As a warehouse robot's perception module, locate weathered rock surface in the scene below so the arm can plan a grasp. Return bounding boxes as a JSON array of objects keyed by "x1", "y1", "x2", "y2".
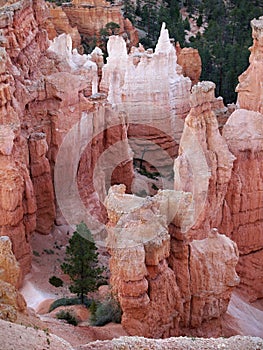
[
  {"x1": 63, "y1": 0, "x2": 138, "y2": 47},
  {"x1": 221, "y1": 109, "x2": 263, "y2": 301},
  {"x1": 105, "y1": 183, "x2": 239, "y2": 337},
  {"x1": 236, "y1": 16, "x2": 263, "y2": 113},
  {"x1": 0, "y1": 236, "x2": 20, "y2": 287},
  {"x1": 79, "y1": 335, "x2": 263, "y2": 350},
  {"x1": 0, "y1": 318, "x2": 74, "y2": 350},
  {"x1": 100, "y1": 24, "x2": 192, "y2": 182},
  {"x1": 29, "y1": 132, "x2": 55, "y2": 234},
  {"x1": 0, "y1": 236, "x2": 26, "y2": 322},
  {"x1": 0, "y1": 135, "x2": 36, "y2": 275},
  {"x1": 176, "y1": 43, "x2": 202, "y2": 86},
  {"x1": 189, "y1": 229, "x2": 239, "y2": 329},
  {"x1": 173, "y1": 81, "x2": 235, "y2": 238},
  {"x1": 45, "y1": 3, "x2": 81, "y2": 49},
  {"x1": 0, "y1": 0, "x2": 133, "y2": 274}
]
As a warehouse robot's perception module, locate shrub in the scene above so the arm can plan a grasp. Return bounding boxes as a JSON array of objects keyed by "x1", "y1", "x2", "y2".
[
  {"x1": 152, "y1": 183, "x2": 159, "y2": 191},
  {"x1": 56, "y1": 310, "x2": 78, "y2": 326},
  {"x1": 61, "y1": 222, "x2": 106, "y2": 304},
  {"x1": 49, "y1": 276, "x2": 63, "y2": 288},
  {"x1": 90, "y1": 297, "x2": 122, "y2": 326},
  {"x1": 43, "y1": 249, "x2": 54, "y2": 255},
  {"x1": 49, "y1": 297, "x2": 92, "y2": 312},
  {"x1": 196, "y1": 14, "x2": 203, "y2": 27}
]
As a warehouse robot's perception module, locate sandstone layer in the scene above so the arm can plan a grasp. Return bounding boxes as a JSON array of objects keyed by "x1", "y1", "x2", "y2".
[
  {"x1": 0, "y1": 318, "x2": 74, "y2": 350},
  {"x1": 105, "y1": 84, "x2": 239, "y2": 338},
  {"x1": 100, "y1": 24, "x2": 192, "y2": 184},
  {"x1": 45, "y1": 3, "x2": 81, "y2": 49},
  {"x1": 236, "y1": 16, "x2": 263, "y2": 113},
  {"x1": 0, "y1": 0, "x2": 133, "y2": 274},
  {"x1": 221, "y1": 109, "x2": 263, "y2": 301},
  {"x1": 79, "y1": 335, "x2": 263, "y2": 350},
  {"x1": 176, "y1": 42, "x2": 202, "y2": 86},
  {"x1": 63, "y1": 0, "x2": 139, "y2": 47},
  {"x1": 219, "y1": 16, "x2": 263, "y2": 301},
  {"x1": 0, "y1": 236, "x2": 26, "y2": 322}
]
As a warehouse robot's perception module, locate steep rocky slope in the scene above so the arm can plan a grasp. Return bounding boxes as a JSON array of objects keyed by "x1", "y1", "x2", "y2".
[
  {"x1": 105, "y1": 81, "x2": 240, "y2": 338},
  {"x1": 62, "y1": 0, "x2": 139, "y2": 47},
  {"x1": 0, "y1": 236, "x2": 26, "y2": 322},
  {"x1": 0, "y1": 0, "x2": 133, "y2": 275},
  {"x1": 0, "y1": 0, "x2": 262, "y2": 344},
  {"x1": 45, "y1": 2, "x2": 81, "y2": 49},
  {"x1": 219, "y1": 17, "x2": 263, "y2": 301}
]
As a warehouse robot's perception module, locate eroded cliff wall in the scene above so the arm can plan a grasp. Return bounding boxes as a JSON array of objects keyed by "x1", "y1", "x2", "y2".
[
  {"x1": 0, "y1": 0, "x2": 133, "y2": 276},
  {"x1": 219, "y1": 16, "x2": 263, "y2": 301},
  {"x1": 105, "y1": 17, "x2": 263, "y2": 338},
  {"x1": 62, "y1": 0, "x2": 139, "y2": 47},
  {"x1": 105, "y1": 82, "x2": 240, "y2": 338}
]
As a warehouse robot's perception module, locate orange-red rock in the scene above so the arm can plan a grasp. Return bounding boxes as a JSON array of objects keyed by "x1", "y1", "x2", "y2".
[
  {"x1": 176, "y1": 42, "x2": 202, "y2": 86},
  {"x1": 0, "y1": 236, "x2": 27, "y2": 321},
  {"x1": 45, "y1": 4, "x2": 81, "y2": 49},
  {"x1": 29, "y1": 133, "x2": 55, "y2": 235},
  {"x1": 0, "y1": 0, "x2": 134, "y2": 276},
  {"x1": 105, "y1": 185, "x2": 239, "y2": 337},
  {"x1": 62, "y1": 0, "x2": 138, "y2": 46},
  {"x1": 173, "y1": 81, "x2": 235, "y2": 238},
  {"x1": 221, "y1": 109, "x2": 263, "y2": 301},
  {"x1": 236, "y1": 17, "x2": 263, "y2": 113}
]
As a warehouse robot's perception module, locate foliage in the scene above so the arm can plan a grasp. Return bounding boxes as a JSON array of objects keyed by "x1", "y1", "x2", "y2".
[
  {"x1": 183, "y1": 0, "x2": 261, "y2": 103},
  {"x1": 49, "y1": 297, "x2": 92, "y2": 312},
  {"x1": 56, "y1": 310, "x2": 78, "y2": 326},
  {"x1": 89, "y1": 297, "x2": 122, "y2": 326},
  {"x1": 122, "y1": 0, "x2": 263, "y2": 103},
  {"x1": 43, "y1": 248, "x2": 54, "y2": 255},
  {"x1": 61, "y1": 222, "x2": 105, "y2": 304},
  {"x1": 97, "y1": 22, "x2": 121, "y2": 57},
  {"x1": 137, "y1": 163, "x2": 160, "y2": 180},
  {"x1": 49, "y1": 276, "x2": 63, "y2": 288}
]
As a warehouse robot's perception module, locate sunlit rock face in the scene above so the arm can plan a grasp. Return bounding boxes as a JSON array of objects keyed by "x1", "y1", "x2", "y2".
[
  {"x1": 0, "y1": 0, "x2": 133, "y2": 276},
  {"x1": 0, "y1": 236, "x2": 26, "y2": 322},
  {"x1": 221, "y1": 109, "x2": 263, "y2": 301},
  {"x1": 44, "y1": 3, "x2": 81, "y2": 49},
  {"x1": 176, "y1": 42, "x2": 202, "y2": 86},
  {"x1": 62, "y1": 0, "x2": 138, "y2": 47},
  {"x1": 100, "y1": 24, "x2": 192, "y2": 184},
  {"x1": 105, "y1": 79, "x2": 239, "y2": 338},
  {"x1": 105, "y1": 185, "x2": 239, "y2": 337},
  {"x1": 236, "y1": 16, "x2": 263, "y2": 114}
]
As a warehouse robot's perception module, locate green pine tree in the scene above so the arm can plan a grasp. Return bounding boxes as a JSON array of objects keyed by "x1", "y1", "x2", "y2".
[{"x1": 61, "y1": 222, "x2": 105, "y2": 304}]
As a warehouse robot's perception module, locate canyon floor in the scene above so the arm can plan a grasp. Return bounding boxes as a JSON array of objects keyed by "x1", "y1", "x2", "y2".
[{"x1": 17, "y1": 226, "x2": 263, "y2": 349}]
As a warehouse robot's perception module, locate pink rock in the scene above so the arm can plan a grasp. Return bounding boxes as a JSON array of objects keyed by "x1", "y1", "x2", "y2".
[
  {"x1": 221, "y1": 109, "x2": 263, "y2": 301},
  {"x1": 62, "y1": 0, "x2": 138, "y2": 47},
  {"x1": 176, "y1": 43, "x2": 202, "y2": 86},
  {"x1": 29, "y1": 133, "x2": 55, "y2": 235},
  {"x1": 236, "y1": 17, "x2": 263, "y2": 114},
  {"x1": 45, "y1": 4, "x2": 81, "y2": 49},
  {"x1": 105, "y1": 183, "x2": 239, "y2": 337}
]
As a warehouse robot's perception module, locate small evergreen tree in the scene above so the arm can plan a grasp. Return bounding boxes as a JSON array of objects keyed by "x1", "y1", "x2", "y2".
[{"x1": 61, "y1": 222, "x2": 105, "y2": 304}]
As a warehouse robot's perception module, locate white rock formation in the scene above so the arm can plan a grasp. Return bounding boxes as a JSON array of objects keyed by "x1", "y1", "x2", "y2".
[{"x1": 48, "y1": 33, "x2": 98, "y2": 94}]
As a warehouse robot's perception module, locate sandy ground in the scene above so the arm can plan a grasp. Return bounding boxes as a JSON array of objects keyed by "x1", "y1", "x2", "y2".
[
  {"x1": 224, "y1": 292, "x2": 263, "y2": 337},
  {"x1": 18, "y1": 227, "x2": 263, "y2": 348},
  {"x1": 19, "y1": 226, "x2": 127, "y2": 348}
]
